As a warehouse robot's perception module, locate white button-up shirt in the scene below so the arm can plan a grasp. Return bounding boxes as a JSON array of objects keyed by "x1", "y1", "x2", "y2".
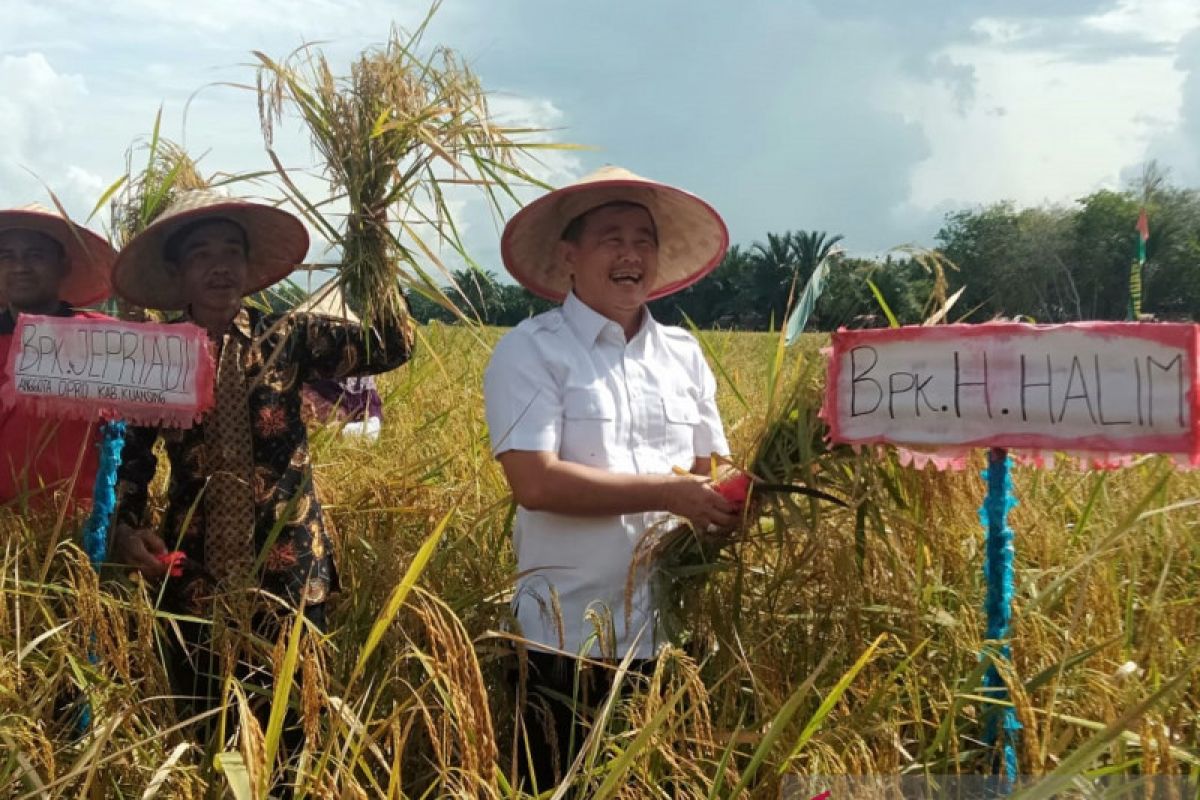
[{"x1": 484, "y1": 292, "x2": 729, "y2": 658}]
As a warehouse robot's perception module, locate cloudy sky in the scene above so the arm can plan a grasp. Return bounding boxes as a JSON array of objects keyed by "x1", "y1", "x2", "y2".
[{"x1": 2, "y1": 0, "x2": 1199, "y2": 277}]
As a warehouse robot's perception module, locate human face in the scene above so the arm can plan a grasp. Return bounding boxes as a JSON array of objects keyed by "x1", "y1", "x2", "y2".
[
  {"x1": 171, "y1": 220, "x2": 249, "y2": 321},
  {"x1": 562, "y1": 204, "x2": 659, "y2": 335},
  {"x1": 0, "y1": 228, "x2": 68, "y2": 313}
]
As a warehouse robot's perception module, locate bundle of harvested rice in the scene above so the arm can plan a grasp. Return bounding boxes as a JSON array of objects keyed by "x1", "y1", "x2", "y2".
[
  {"x1": 630, "y1": 360, "x2": 854, "y2": 645},
  {"x1": 255, "y1": 15, "x2": 562, "y2": 330}
]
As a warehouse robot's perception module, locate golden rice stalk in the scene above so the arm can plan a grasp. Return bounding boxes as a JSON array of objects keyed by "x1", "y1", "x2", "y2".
[
  {"x1": 621, "y1": 648, "x2": 729, "y2": 796},
  {"x1": 300, "y1": 632, "x2": 328, "y2": 752},
  {"x1": 140, "y1": 741, "x2": 191, "y2": 800},
  {"x1": 110, "y1": 138, "x2": 208, "y2": 249},
  {"x1": 234, "y1": 682, "x2": 267, "y2": 796},
  {"x1": 255, "y1": 9, "x2": 562, "y2": 330},
  {"x1": 406, "y1": 587, "x2": 498, "y2": 793}
]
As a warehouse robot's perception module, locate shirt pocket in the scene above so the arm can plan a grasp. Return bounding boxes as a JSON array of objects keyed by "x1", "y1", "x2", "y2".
[
  {"x1": 661, "y1": 393, "x2": 700, "y2": 456},
  {"x1": 560, "y1": 386, "x2": 616, "y2": 467}
]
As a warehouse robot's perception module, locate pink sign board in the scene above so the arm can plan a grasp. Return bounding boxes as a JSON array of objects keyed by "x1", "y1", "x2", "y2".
[
  {"x1": 1, "y1": 314, "x2": 215, "y2": 428},
  {"x1": 823, "y1": 322, "x2": 1200, "y2": 464}
]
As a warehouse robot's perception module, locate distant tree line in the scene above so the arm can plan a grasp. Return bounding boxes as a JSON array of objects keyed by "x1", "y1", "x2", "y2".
[{"x1": 407, "y1": 168, "x2": 1200, "y2": 329}]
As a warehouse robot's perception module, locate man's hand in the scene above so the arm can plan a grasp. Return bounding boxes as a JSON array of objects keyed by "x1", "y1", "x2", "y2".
[
  {"x1": 662, "y1": 473, "x2": 739, "y2": 532},
  {"x1": 497, "y1": 450, "x2": 741, "y2": 526},
  {"x1": 111, "y1": 523, "x2": 169, "y2": 578}
]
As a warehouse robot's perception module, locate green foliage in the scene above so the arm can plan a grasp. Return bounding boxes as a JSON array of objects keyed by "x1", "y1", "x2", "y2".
[
  {"x1": 406, "y1": 172, "x2": 1200, "y2": 331},
  {"x1": 406, "y1": 269, "x2": 554, "y2": 326},
  {"x1": 936, "y1": 177, "x2": 1200, "y2": 323}
]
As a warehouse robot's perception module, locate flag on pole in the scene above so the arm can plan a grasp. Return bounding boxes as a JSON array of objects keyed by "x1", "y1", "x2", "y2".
[
  {"x1": 1136, "y1": 208, "x2": 1150, "y2": 261},
  {"x1": 1129, "y1": 208, "x2": 1149, "y2": 320}
]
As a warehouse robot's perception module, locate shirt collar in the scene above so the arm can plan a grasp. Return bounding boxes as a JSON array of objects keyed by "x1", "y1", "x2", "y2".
[
  {"x1": 180, "y1": 305, "x2": 255, "y2": 341},
  {"x1": 562, "y1": 291, "x2": 654, "y2": 347},
  {"x1": 230, "y1": 307, "x2": 254, "y2": 341}
]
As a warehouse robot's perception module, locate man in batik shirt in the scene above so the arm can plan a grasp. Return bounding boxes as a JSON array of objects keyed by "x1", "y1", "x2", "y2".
[{"x1": 110, "y1": 190, "x2": 413, "y2": 727}]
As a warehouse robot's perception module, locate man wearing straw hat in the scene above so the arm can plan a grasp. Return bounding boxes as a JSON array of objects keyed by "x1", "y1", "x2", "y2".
[
  {"x1": 484, "y1": 166, "x2": 736, "y2": 788},
  {"x1": 108, "y1": 189, "x2": 414, "y2": 733},
  {"x1": 0, "y1": 204, "x2": 117, "y2": 508}
]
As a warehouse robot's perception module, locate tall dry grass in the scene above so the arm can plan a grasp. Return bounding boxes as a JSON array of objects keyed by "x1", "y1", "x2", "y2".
[{"x1": 2, "y1": 323, "x2": 1198, "y2": 797}]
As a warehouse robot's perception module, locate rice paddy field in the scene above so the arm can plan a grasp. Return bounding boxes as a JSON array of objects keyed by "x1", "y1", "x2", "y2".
[{"x1": 2, "y1": 323, "x2": 1199, "y2": 798}]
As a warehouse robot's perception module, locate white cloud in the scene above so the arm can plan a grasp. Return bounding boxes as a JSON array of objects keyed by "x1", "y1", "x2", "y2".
[
  {"x1": 487, "y1": 94, "x2": 583, "y2": 188},
  {"x1": 447, "y1": 94, "x2": 584, "y2": 277},
  {"x1": 0, "y1": 53, "x2": 100, "y2": 213},
  {"x1": 3, "y1": 0, "x2": 1200, "y2": 264},
  {"x1": 895, "y1": 1, "x2": 1197, "y2": 219},
  {"x1": 1145, "y1": 26, "x2": 1200, "y2": 184},
  {"x1": 1084, "y1": 0, "x2": 1200, "y2": 44},
  {"x1": 62, "y1": 164, "x2": 106, "y2": 204},
  {"x1": 0, "y1": 53, "x2": 86, "y2": 154}
]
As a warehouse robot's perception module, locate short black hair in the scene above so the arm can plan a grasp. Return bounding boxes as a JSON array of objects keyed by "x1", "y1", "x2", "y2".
[
  {"x1": 560, "y1": 201, "x2": 657, "y2": 244},
  {"x1": 163, "y1": 217, "x2": 250, "y2": 263}
]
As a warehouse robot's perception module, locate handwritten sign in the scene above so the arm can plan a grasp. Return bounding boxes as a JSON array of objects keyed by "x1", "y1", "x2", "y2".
[
  {"x1": 823, "y1": 322, "x2": 1200, "y2": 462},
  {"x1": 1, "y1": 314, "x2": 215, "y2": 427}
]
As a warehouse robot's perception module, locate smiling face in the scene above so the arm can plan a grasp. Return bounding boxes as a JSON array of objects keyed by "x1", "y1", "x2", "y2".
[
  {"x1": 561, "y1": 202, "x2": 659, "y2": 335},
  {"x1": 167, "y1": 219, "x2": 249, "y2": 323},
  {"x1": 0, "y1": 228, "x2": 69, "y2": 313}
]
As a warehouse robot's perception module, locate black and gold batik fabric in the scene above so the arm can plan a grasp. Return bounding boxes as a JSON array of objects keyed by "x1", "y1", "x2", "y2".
[
  {"x1": 115, "y1": 307, "x2": 414, "y2": 614},
  {"x1": 202, "y1": 333, "x2": 257, "y2": 586}
]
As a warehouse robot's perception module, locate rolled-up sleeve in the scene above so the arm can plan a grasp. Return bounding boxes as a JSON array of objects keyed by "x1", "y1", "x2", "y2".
[
  {"x1": 484, "y1": 329, "x2": 563, "y2": 457},
  {"x1": 296, "y1": 310, "x2": 414, "y2": 383}
]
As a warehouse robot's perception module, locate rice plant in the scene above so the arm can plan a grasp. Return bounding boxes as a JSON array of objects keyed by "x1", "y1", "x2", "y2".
[
  {"x1": 254, "y1": 7, "x2": 566, "y2": 329},
  {"x1": 5, "y1": 321, "x2": 1199, "y2": 797}
]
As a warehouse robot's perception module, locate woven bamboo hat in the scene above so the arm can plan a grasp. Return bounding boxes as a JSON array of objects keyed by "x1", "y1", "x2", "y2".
[
  {"x1": 0, "y1": 204, "x2": 116, "y2": 306},
  {"x1": 500, "y1": 166, "x2": 729, "y2": 302},
  {"x1": 112, "y1": 189, "x2": 309, "y2": 310}
]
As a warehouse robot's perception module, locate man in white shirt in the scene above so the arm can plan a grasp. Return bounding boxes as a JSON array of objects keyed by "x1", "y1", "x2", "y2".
[{"x1": 484, "y1": 166, "x2": 735, "y2": 790}]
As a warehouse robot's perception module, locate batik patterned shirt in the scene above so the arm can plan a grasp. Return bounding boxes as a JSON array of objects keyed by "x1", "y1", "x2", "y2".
[{"x1": 115, "y1": 306, "x2": 413, "y2": 612}]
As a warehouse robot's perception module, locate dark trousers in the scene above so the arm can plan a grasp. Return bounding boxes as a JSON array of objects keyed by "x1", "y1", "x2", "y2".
[{"x1": 510, "y1": 650, "x2": 653, "y2": 794}]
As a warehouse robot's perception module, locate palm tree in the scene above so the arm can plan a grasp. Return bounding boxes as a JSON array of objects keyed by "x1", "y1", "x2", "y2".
[
  {"x1": 747, "y1": 232, "x2": 796, "y2": 326},
  {"x1": 781, "y1": 231, "x2": 845, "y2": 341},
  {"x1": 746, "y1": 231, "x2": 844, "y2": 329},
  {"x1": 791, "y1": 231, "x2": 845, "y2": 285}
]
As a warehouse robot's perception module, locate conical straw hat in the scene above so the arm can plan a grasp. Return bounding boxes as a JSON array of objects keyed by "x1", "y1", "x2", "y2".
[
  {"x1": 297, "y1": 280, "x2": 359, "y2": 322},
  {"x1": 0, "y1": 203, "x2": 116, "y2": 306},
  {"x1": 112, "y1": 189, "x2": 309, "y2": 311},
  {"x1": 500, "y1": 166, "x2": 728, "y2": 302}
]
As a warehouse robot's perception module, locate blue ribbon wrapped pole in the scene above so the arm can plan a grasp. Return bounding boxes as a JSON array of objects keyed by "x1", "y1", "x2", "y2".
[
  {"x1": 76, "y1": 419, "x2": 126, "y2": 731},
  {"x1": 979, "y1": 447, "x2": 1021, "y2": 789},
  {"x1": 82, "y1": 420, "x2": 125, "y2": 567}
]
